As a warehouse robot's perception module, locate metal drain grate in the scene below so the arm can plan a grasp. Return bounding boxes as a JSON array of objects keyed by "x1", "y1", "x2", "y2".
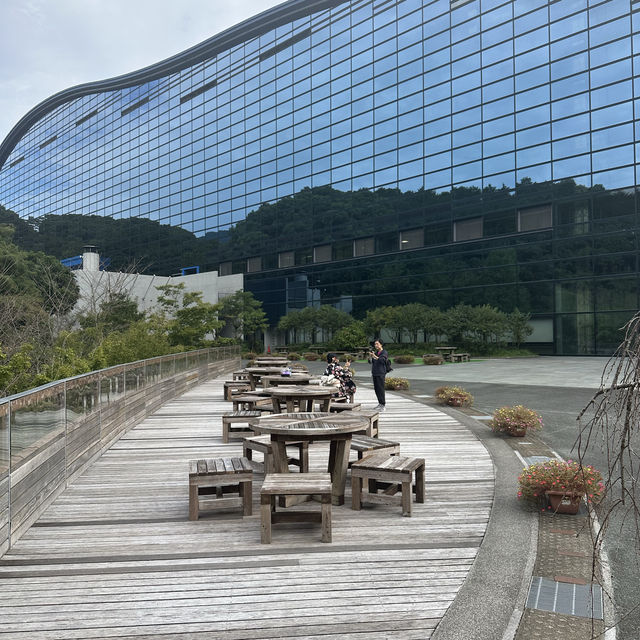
[{"x1": 526, "y1": 576, "x2": 603, "y2": 619}]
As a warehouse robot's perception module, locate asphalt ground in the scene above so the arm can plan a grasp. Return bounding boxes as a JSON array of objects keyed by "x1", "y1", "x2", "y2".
[
  {"x1": 374, "y1": 356, "x2": 639, "y2": 640},
  {"x1": 305, "y1": 356, "x2": 638, "y2": 638}
]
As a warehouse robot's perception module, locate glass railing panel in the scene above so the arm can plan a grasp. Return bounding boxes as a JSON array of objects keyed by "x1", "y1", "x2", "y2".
[
  {"x1": 10, "y1": 385, "x2": 65, "y2": 469},
  {"x1": 145, "y1": 360, "x2": 161, "y2": 385},
  {"x1": 65, "y1": 374, "x2": 100, "y2": 426},
  {"x1": 0, "y1": 402, "x2": 8, "y2": 476},
  {"x1": 160, "y1": 355, "x2": 175, "y2": 379},
  {"x1": 125, "y1": 364, "x2": 145, "y2": 392},
  {"x1": 175, "y1": 353, "x2": 188, "y2": 373},
  {"x1": 99, "y1": 367, "x2": 125, "y2": 406}
]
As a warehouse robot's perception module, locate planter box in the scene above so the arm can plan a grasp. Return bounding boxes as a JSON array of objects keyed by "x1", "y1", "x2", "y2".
[{"x1": 546, "y1": 490, "x2": 583, "y2": 514}]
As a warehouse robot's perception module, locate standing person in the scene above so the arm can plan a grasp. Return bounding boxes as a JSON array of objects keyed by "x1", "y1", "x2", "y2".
[{"x1": 368, "y1": 339, "x2": 389, "y2": 411}]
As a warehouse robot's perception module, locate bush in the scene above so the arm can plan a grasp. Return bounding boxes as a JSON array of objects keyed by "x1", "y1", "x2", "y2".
[
  {"x1": 287, "y1": 352, "x2": 301, "y2": 360},
  {"x1": 304, "y1": 352, "x2": 320, "y2": 361},
  {"x1": 489, "y1": 405, "x2": 543, "y2": 435},
  {"x1": 434, "y1": 385, "x2": 474, "y2": 407},
  {"x1": 385, "y1": 376, "x2": 410, "y2": 390},
  {"x1": 422, "y1": 354, "x2": 444, "y2": 365},
  {"x1": 517, "y1": 460, "x2": 604, "y2": 504},
  {"x1": 394, "y1": 355, "x2": 415, "y2": 364},
  {"x1": 242, "y1": 351, "x2": 258, "y2": 360}
]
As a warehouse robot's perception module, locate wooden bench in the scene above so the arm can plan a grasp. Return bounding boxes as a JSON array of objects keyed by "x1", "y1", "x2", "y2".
[
  {"x1": 329, "y1": 402, "x2": 362, "y2": 412},
  {"x1": 349, "y1": 435, "x2": 399, "y2": 467},
  {"x1": 223, "y1": 380, "x2": 250, "y2": 400},
  {"x1": 232, "y1": 394, "x2": 275, "y2": 412},
  {"x1": 358, "y1": 410, "x2": 380, "y2": 437},
  {"x1": 260, "y1": 473, "x2": 332, "y2": 543},
  {"x1": 222, "y1": 411, "x2": 261, "y2": 443},
  {"x1": 243, "y1": 435, "x2": 309, "y2": 474},
  {"x1": 450, "y1": 353, "x2": 470, "y2": 363},
  {"x1": 188, "y1": 457, "x2": 253, "y2": 520},
  {"x1": 351, "y1": 452, "x2": 425, "y2": 517}
]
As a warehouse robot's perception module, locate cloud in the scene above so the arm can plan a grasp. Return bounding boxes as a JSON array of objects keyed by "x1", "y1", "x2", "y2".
[{"x1": 0, "y1": 0, "x2": 283, "y2": 143}]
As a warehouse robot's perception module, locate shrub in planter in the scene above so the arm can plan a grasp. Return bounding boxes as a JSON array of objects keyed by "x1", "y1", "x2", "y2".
[
  {"x1": 489, "y1": 405, "x2": 543, "y2": 437},
  {"x1": 517, "y1": 459, "x2": 604, "y2": 509},
  {"x1": 303, "y1": 352, "x2": 320, "y2": 361},
  {"x1": 242, "y1": 351, "x2": 258, "y2": 360},
  {"x1": 384, "y1": 377, "x2": 410, "y2": 390},
  {"x1": 434, "y1": 385, "x2": 474, "y2": 407},
  {"x1": 287, "y1": 352, "x2": 301, "y2": 360},
  {"x1": 394, "y1": 355, "x2": 415, "y2": 365},
  {"x1": 423, "y1": 354, "x2": 444, "y2": 365}
]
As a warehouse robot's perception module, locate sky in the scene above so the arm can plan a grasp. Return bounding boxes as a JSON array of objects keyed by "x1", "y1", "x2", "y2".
[{"x1": 0, "y1": 0, "x2": 284, "y2": 144}]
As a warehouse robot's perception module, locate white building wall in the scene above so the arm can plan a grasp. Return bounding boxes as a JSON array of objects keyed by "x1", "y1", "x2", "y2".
[{"x1": 72, "y1": 251, "x2": 244, "y2": 317}]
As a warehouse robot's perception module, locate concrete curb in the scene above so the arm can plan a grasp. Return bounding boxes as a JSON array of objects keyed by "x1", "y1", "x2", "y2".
[{"x1": 429, "y1": 405, "x2": 537, "y2": 640}]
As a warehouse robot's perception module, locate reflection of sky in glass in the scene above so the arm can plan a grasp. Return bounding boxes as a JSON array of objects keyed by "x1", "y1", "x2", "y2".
[{"x1": 1, "y1": 0, "x2": 639, "y2": 232}]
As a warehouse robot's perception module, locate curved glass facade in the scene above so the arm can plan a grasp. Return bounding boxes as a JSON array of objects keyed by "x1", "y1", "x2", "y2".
[{"x1": 1, "y1": 0, "x2": 639, "y2": 354}]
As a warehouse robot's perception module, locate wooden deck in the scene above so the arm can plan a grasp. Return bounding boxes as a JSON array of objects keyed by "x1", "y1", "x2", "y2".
[{"x1": 0, "y1": 380, "x2": 494, "y2": 639}]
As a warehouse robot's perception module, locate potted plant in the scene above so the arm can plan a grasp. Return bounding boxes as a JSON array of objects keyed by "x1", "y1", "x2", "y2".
[
  {"x1": 517, "y1": 459, "x2": 604, "y2": 514},
  {"x1": 384, "y1": 376, "x2": 409, "y2": 390},
  {"x1": 489, "y1": 405, "x2": 543, "y2": 437},
  {"x1": 434, "y1": 385, "x2": 474, "y2": 407}
]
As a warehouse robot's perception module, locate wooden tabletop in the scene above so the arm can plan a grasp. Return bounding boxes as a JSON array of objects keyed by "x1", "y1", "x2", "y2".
[
  {"x1": 244, "y1": 367, "x2": 286, "y2": 375},
  {"x1": 252, "y1": 412, "x2": 369, "y2": 436},
  {"x1": 260, "y1": 373, "x2": 312, "y2": 387},
  {"x1": 265, "y1": 385, "x2": 335, "y2": 398}
]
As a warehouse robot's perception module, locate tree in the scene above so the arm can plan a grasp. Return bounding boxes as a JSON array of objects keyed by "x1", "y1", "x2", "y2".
[
  {"x1": 399, "y1": 303, "x2": 428, "y2": 344},
  {"x1": 363, "y1": 306, "x2": 396, "y2": 340},
  {"x1": 507, "y1": 308, "x2": 533, "y2": 348},
  {"x1": 316, "y1": 305, "x2": 353, "y2": 341},
  {"x1": 328, "y1": 321, "x2": 368, "y2": 352},
  {"x1": 216, "y1": 291, "x2": 267, "y2": 349},
  {"x1": 155, "y1": 283, "x2": 223, "y2": 348}
]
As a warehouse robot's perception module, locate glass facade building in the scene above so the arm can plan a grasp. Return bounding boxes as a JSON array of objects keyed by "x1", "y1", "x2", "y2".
[{"x1": 1, "y1": 0, "x2": 639, "y2": 354}]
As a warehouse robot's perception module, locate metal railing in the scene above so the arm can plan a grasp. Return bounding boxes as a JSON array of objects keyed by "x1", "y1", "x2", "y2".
[{"x1": 0, "y1": 345, "x2": 240, "y2": 556}]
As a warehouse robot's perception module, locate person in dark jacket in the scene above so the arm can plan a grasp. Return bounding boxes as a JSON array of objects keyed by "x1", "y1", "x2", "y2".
[{"x1": 368, "y1": 338, "x2": 389, "y2": 410}]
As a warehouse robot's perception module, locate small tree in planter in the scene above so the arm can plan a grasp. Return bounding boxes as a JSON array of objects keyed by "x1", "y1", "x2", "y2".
[
  {"x1": 489, "y1": 405, "x2": 543, "y2": 437},
  {"x1": 385, "y1": 377, "x2": 410, "y2": 390},
  {"x1": 435, "y1": 385, "x2": 474, "y2": 407}
]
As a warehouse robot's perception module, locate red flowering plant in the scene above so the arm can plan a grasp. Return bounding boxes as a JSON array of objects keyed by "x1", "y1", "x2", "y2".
[{"x1": 517, "y1": 459, "x2": 605, "y2": 505}]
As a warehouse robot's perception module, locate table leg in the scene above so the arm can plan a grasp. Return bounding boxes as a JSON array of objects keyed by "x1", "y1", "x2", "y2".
[
  {"x1": 270, "y1": 440, "x2": 289, "y2": 473},
  {"x1": 329, "y1": 436, "x2": 351, "y2": 506},
  {"x1": 271, "y1": 397, "x2": 281, "y2": 413},
  {"x1": 286, "y1": 398, "x2": 296, "y2": 412}
]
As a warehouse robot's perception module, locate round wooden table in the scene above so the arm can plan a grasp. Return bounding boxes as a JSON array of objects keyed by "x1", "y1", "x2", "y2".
[
  {"x1": 244, "y1": 367, "x2": 287, "y2": 390},
  {"x1": 253, "y1": 358, "x2": 290, "y2": 367},
  {"x1": 266, "y1": 385, "x2": 335, "y2": 413},
  {"x1": 252, "y1": 412, "x2": 370, "y2": 505},
  {"x1": 259, "y1": 373, "x2": 312, "y2": 388}
]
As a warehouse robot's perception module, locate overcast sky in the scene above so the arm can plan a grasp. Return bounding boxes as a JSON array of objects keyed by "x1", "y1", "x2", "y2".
[{"x1": 0, "y1": 0, "x2": 284, "y2": 144}]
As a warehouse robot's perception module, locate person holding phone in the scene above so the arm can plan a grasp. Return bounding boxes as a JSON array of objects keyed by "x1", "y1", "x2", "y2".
[{"x1": 368, "y1": 338, "x2": 389, "y2": 411}]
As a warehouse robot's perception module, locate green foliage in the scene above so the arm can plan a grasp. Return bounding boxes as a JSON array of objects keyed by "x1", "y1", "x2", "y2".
[
  {"x1": 287, "y1": 352, "x2": 301, "y2": 360},
  {"x1": 434, "y1": 385, "x2": 474, "y2": 407},
  {"x1": 216, "y1": 290, "x2": 267, "y2": 349},
  {"x1": 508, "y1": 308, "x2": 534, "y2": 347},
  {"x1": 328, "y1": 321, "x2": 368, "y2": 351},
  {"x1": 155, "y1": 283, "x2": 223, "y2": 348},
  {"x1": 384, "y1": 377, "x2": 410, "y2": 390},
  {"x1": 393, "y1": 355, "x2": 415, "y2": 364},
  {"x1": 489, "y1": 405, "x2": 543, "y2": 435},
  {"x1": 422, "y1": 354, "x2": 444, "y2": 365},
  {"x1": 0, "y1": 343, "x2": 34, "y2": 395},
  {"x1": 303, "y1": 352, "x2": 320, "y2": 361}
]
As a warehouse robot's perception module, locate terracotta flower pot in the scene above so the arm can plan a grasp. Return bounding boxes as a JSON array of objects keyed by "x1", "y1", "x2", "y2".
[{"x1": 546, "y1": 490, "x2": 583, "y2": 514}]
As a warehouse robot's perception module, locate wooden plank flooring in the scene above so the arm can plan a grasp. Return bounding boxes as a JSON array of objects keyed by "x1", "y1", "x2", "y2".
[{"x1": 0, "y1": 380, "x2": 493, "y2": 639}]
